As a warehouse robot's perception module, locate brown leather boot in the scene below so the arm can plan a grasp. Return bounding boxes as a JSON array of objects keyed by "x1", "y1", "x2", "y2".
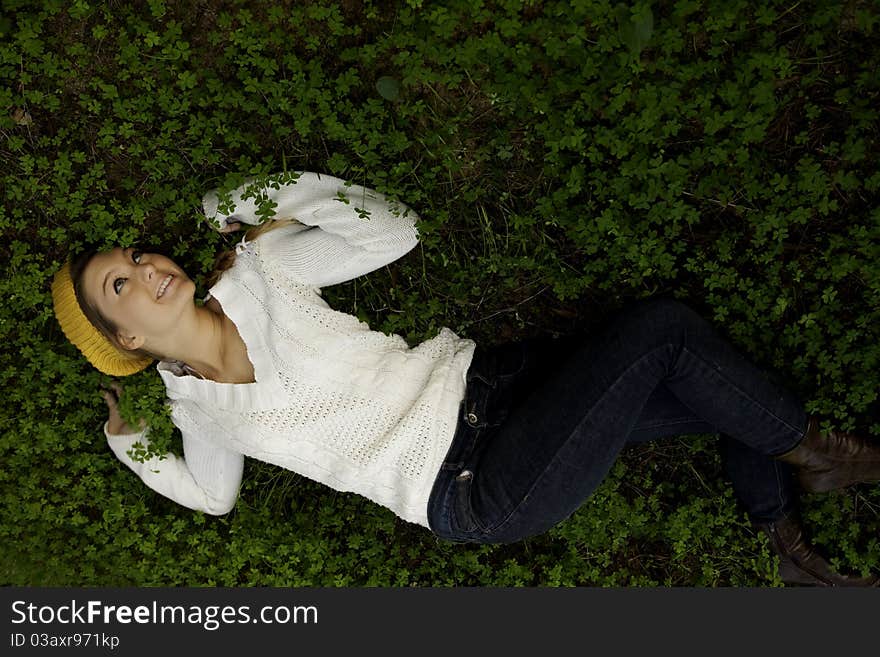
[
  {"x1": 775, "y1": 414, "x2": 880, "y2": 493},
  {"x1": 755, "y1": 512, "x2": 878, "y2": 586}
]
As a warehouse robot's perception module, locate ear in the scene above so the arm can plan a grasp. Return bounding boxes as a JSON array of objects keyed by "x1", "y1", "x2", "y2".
[{"x1": 116, "y1": 332, "x2": 146, "y2": 351}]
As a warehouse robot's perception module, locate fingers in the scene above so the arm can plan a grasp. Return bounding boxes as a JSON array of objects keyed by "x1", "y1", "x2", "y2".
[
  {"x1": 100, "y1": 382, "x2": 124, "y2": 408},
  {"x1": 219, "y1": 221, "x2": 242, "y2": 234},
  {"x1": 99, "y1": 381, "x2": 145, "y2": 434}
]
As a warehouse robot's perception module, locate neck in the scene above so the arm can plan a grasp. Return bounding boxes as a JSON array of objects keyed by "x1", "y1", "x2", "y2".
[{"x1": 150, "y1": 303, "x2": 243, "y2": 382}]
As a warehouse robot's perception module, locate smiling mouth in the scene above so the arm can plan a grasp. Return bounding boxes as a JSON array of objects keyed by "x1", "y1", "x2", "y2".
[{"x1": 157, "y1": 274, "x2": 174, "y2": 299}]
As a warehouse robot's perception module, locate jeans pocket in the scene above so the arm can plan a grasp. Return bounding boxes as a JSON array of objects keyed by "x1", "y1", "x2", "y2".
[{"x1": 452, "y1": 469, "x2": 483, "y2": 534}]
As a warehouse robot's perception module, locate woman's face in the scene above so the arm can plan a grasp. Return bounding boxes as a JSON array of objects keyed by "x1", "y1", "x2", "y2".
[{"x1": 81, "y1": 247, "x2": 196, "y2": 352}]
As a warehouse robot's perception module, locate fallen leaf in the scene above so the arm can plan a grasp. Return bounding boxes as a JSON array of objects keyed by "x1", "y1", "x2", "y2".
[{"x1": 12, "y1": 108, "x2": 32, "y2": 126}]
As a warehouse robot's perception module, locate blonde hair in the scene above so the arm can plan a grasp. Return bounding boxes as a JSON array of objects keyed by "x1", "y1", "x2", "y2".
[{"x1": 205, "y1": 217, "x2": 300, "y2": 288}]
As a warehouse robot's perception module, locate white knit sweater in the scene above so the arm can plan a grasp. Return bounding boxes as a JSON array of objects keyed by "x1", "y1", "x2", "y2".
[{"x1": 105, "y1": 171, "x2": 476, "y2": 528}]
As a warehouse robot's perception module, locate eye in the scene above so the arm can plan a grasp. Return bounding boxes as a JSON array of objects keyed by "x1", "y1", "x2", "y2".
[{"x1": 113, "y1": 249, "x2": 142, "y2": 294}]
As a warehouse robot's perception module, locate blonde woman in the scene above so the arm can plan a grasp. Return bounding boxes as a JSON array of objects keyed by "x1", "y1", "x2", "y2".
[{"x1": 52, "y1": 171, "x2": 880, "y2": 586}]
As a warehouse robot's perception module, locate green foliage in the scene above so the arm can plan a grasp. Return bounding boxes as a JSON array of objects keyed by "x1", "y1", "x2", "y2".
[
  {"x1": 1, "y1": 0, "x2": 879, "y2": 586},
  {"x1": 375, "y1": 76, "x2": 401, "y2": 102},
  {"x1": 616, "y1": 2, "x2": 654, "y2": 56}
]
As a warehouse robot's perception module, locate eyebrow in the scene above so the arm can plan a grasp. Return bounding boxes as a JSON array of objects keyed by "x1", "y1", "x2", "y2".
[{"x1": 102, "y1": 247, "x2": 131, "y2": 298}]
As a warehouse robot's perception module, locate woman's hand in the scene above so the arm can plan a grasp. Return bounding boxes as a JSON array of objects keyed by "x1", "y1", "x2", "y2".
[
  {"x1": 218, "y1": 220, "x2": 243, "y2": 234},
  {"x1": 100, "y1": 382, "x2": 146, "y2": 436}
]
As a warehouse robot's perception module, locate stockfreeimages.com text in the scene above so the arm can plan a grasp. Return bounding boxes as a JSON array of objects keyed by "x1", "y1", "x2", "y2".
[{"x1": 11, "y1": 599, "x2": 317, "y2": 631}]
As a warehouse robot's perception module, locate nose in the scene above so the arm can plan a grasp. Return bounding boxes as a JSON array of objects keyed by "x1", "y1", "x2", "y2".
[{"x1": 139, "y1": 259, "x2": 157, "y2": 284}]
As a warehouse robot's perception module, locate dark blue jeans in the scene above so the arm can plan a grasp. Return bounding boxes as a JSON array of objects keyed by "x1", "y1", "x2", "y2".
[{"x1": 427, "y1": 296, "x2": 808, "y2": 543}]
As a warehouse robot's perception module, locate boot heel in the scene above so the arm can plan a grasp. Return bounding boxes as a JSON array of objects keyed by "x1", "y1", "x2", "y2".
[{"x1": 756, "y1": 511, "x2": 879, "y2": 587}]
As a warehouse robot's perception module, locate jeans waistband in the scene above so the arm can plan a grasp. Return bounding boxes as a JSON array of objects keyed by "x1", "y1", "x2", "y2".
[{"x1": 427, "y1": 346, "x2": 498, "y2": 536}]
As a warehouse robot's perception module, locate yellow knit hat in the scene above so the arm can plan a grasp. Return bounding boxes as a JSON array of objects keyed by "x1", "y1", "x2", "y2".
[{"x1": 51, "y1": 260, "x2": 154, "y2": 376}]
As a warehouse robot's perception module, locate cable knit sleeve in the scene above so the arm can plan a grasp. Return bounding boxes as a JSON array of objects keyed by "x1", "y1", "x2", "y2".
[
  {"x1": 104, "y1": 422, "x2": 244, "y2": 516},
  {"x1": 202, "y1": 171, "x2": 420, "y2": 287}
]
